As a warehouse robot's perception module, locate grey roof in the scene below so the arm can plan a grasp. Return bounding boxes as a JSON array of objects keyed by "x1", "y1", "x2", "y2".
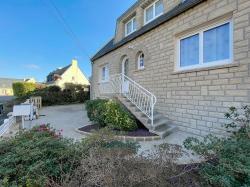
[
  {"x1": 117, "y1": 0, "x2": 142, "y2": 21},
  {"x1": 46, "y1": 64, "x2": 71, "y2": 83},
  {"x1": 91, "y1": 0, "x2": 206, "y2": 62},
  {"x1": 49, "y1": 64, "x2": 71, "y2": 76},
  {"x1": 0, "y1": 78, "x2": 24, "y2": 88}
]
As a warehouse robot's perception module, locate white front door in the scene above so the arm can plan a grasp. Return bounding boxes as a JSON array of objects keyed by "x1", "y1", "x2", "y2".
[{"x1": 122, "y1": 58, "x2": 129, "y2": 94}]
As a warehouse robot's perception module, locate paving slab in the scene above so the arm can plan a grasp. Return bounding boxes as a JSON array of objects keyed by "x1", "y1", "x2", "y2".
[
  {"x1": 138, "y1": 131, "x2": 203, "y2": 164},
  {"x1": 24, "y1": 104, "x2": 90, "y2": 140}
]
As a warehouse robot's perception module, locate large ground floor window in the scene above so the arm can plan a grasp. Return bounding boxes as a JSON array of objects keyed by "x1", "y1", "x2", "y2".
[{"x1": 176, "y1": 20, "x2": 233, "y2": 71}]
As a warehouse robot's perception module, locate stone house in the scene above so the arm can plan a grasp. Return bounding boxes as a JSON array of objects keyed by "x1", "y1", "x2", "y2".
[
  {"x1": 46, "y1": 59, "x2": 90, "y2": 88},
  {"x1": 91, "y1": 0, "x2": 250, "y2": 137}
]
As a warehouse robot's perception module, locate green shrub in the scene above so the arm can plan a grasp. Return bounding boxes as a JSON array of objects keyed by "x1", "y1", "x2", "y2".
[
  {"x1": 184, "y1": 106, "x2": 250, "y2": 187},
  {"x1": 12, "y1": 82, "x2": 36, "y2": 97},
  {"x1": 85, "y1": 99, "x2": 108, "y2": 127},
  {"x1": 85, "y1": 99, "x2": 138, "y2": 131},
  {"x1": 47, "y1": 85, "x2": 61, "y2": 92},
  {"x1": 0, "y1": 124, "x2": 82, "y2": 186},
  {"x1": 0, "y1": 125, "x2": 139, "y2": 187},
  {"x1": 29, "y1": 84, "x2": 90, "y2": 106},
  {"x1": 104, "y1": 100, "x2": 137, "y2": 131},
  {"x1": 11, "y1": 83, "x2": 89, "y2": 106}
]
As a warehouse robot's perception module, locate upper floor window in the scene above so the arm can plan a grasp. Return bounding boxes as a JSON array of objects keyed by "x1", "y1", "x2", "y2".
[
  {"x1": 177, "y1": 20, "x2": 232, "y2": 71},
  {"x1": 125, "y1": 17, "x2": 137, "y2": 36},
  {"x1": 137, "y1": 52, "x2": 145, "y2": 70},
  {"x1": 101, "y1": 64, "x2": 109, "y2": 82},
  {"x1": 144, "y1": 0, "x2": 164, "y2": 24}
]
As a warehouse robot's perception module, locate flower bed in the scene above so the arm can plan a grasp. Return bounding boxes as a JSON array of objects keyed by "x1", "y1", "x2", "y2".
[
  {"x1": 79, "y1": 124, "x2": 156, "y2": 137},
  {"x1": 77, "y1": 124, "x2": 160, "y2": 142}
]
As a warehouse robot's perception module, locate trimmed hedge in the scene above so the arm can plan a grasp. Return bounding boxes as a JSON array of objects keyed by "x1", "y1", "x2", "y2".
[
  {"x1": 85, "y1": 99, "x2": 138, "y2": 131},
  {"x1": 10, "y1": 84, "x2": 90, "y2": 107},
  {"x1": 12, "y1": 82, "x2": 36, "y2": 97},
  {"x1": 30, "y1": 84, "x2": 90, "y2": 106}
]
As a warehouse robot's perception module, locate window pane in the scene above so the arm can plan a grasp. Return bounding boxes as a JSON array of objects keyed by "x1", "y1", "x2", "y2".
[
  {"x1": 146, "y1": 5, "x2": 154, "y2": 22},
  {"x1": 102, "y1": 67, "x2": 106, "y2": 80},
  {"x1": 155, "y1": 0, "x2": 163, "y2": 16},
  {"x1": 204, "y1": 23, "x2": 230, "y2": 63},
  {"x1": 126, "y1": 21, "x2": 132, "y2": 35},
  {"x1": 105, "y1": 66, "x2": 109, "y2": 80},
  {"x1": 133, "y1": 19, "x2": 137, "y2": 31},
  {"x1": 180, "y1": 34, "x2": 199, "y2": 67},
  {"x1": 138, "y1": 53, "x2": 144, "y2": 69}
]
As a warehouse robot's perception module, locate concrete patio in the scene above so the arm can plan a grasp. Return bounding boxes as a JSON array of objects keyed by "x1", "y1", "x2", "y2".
[
  {"x1": 23, "y1": 104, "x2": 202, "y2": 164},
  {"x1": 24, "y1": 104, "x2": 90, "y2": 140}
]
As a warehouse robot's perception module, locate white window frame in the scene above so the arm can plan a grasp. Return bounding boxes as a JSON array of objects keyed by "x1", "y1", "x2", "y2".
[
  {"x1": 125, "y1": 17, "x2": 136, "y2": 36},
  {"x1": 176, "y1": 20, "x2": 233, "y2": 71},
  {"x1": 137, "y1": 52, "x2": 145, "y2": 70},
  {"x1": 144, "y1": 0, "x2": 164, "y2": 25},
  {"x1": 100, "y1": 64, "x2": 109, "y2": 82}
]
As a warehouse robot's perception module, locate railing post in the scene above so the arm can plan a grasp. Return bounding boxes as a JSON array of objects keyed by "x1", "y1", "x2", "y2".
[
  {"x1": 121, "y1": 73, "x2": 124, "y2": 95},
  {"x1": 151, "y1": 96, "x2": 154, "y2": 127}
]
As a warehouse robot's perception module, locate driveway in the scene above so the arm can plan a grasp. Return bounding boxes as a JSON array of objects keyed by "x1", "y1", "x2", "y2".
[{"x1": 24, "y1": 104, "x2": 90, "y2": 140}]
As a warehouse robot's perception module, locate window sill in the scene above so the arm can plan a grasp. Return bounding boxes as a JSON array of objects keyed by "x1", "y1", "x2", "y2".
[
  {"x1": 125, "y1": 30, "x2": 136, "y2": 37},
  {"x1": 134, "y1": 68, "x2": 145, "y2": 73},
  {"x1": 144, "y1": 13, "x2": 163, "y2": 26},
  {"x1": 172, "y1": 63, "x2": 240, "y2": 75}
]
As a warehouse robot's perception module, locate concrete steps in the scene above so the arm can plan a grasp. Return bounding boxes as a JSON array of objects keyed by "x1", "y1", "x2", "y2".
[{"x1": 117, "y1": 96, "x2": 178, "y2": 138}]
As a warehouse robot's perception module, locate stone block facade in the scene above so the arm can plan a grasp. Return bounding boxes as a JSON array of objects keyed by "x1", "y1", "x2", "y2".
[{"x1": 91, "y1": 0, "x2": 250, "y2": 136}]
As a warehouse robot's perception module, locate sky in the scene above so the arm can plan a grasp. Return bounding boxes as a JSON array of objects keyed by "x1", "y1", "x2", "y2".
[{"x1": 0, "y1": 0, "x2": 135, "y2": 82}]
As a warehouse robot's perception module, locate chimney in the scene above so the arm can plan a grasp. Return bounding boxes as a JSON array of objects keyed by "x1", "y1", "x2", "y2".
[{"x1": 72, "y1": 59, "x2": 78, "y2": 67}]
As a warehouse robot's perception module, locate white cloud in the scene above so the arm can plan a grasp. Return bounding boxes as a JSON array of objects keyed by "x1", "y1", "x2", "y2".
[{"x1": 24, "y1": 64, "x2": 41, "y2": 70}]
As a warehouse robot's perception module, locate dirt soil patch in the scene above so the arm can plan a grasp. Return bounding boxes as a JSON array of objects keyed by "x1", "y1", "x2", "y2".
[{"x1": 79, "y1": 124, "x2": 157, "y2": 137}]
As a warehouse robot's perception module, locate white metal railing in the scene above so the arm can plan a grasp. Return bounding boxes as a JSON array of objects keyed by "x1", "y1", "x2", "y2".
[
  {"x1": 0, "y1": 116, "x2": 16, "y2": 137},
  {"x1": 109, "y1": 73, "x2": 157, "y2": 127}
]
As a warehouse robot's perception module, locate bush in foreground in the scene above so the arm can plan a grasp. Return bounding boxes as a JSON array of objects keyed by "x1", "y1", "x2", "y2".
[
  {"x1": 0, "y1": 125, "x2": 81, "y2": 186},
  {"x1": 0, "y1": 126, "x2": 139, "y2": 187},
  {"x1": 184, "y1": 106, "x2": 250, "y2": 187},
  {"x1": 50, "y1": 142, "x2": 202, "y2": 187},
  {"x1": 85, "y1": 99, "x2": 138, "y2": 131}
]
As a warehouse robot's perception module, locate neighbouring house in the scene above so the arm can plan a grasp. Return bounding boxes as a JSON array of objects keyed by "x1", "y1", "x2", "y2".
[
  {"x1": 46, "y1": 59, "x2": 90, "y2": 88},
  {"x1": 91, "y1": 0, "x2": 250, "y2": 137},
  {"x1": 0, "y1": 78, "x2": 36, "y2": 96}
]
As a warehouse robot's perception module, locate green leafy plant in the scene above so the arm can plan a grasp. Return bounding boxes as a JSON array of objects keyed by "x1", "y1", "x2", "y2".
[
  {"x1": 184, "y1": 106, "x2": 250, "y2": 187},
  {"x1": 0, "y1": 124, "x2": 82, "y2": 186},
  {"x1": 85, "y1": 99, "x2": 138, "y2": 131},
  {"x1": 12, "y1": 82, "x2": 36, "y2": 97},
  {"x1": 47, "y1": 85, "x2": 61, "y2": 92},
  {"x1": 104, "y1": 100, "x2": 137, "y2": 131},
  {"x1": 0, "y1": 125, "x2": 140, "y2": 187},
  {"x1": 85, "y1": 99, "x2": 108, "y2": 127}
]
